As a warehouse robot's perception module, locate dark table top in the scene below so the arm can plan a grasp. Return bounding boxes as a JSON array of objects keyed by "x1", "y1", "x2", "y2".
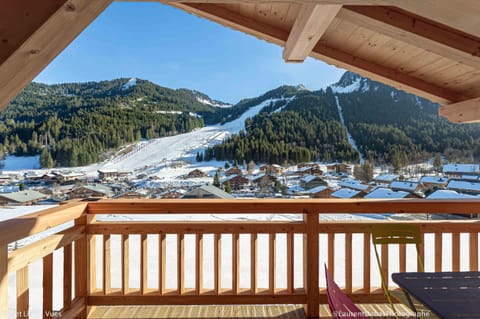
[{"x1": 392, "y1": 271, "x2": 480, "y2": 319}]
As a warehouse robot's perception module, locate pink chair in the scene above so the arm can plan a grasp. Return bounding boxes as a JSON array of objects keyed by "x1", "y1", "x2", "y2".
[{"x1": 325, "y1": 265, "x2": 369, "y2": 319}]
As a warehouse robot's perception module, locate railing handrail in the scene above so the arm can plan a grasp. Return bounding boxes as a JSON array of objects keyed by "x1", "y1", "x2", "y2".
[{"x1": 87, "y1": 198, "x2": 480, "y2": 214}]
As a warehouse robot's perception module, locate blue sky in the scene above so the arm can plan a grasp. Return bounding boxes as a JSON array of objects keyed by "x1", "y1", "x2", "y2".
[{"x1": 35, "y1": 2, "x2": 345, "y2": 104}]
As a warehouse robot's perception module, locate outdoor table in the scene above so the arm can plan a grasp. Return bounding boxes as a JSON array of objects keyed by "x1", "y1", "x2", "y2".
[{"x1": 392, "y1": 271, "x2": 480, "y2": 319}]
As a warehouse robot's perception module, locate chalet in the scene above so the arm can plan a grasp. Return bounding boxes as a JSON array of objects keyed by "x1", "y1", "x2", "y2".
[
  {"x1": 159, "y1": 190, "x2": 183, "y2": 199},
  {"x1": 297, "y1": 162, "x2": 318, "y2": 169},
  {"x1": 427, "y1": 189, "x2": 477, "y2": 199},
  {"x1": 222, "y1": 175, "x2": 249, "y2": 190},
  {"x1": 259, "y1": 164, "x2": 283, "y2": 175},
  {"x1": 461, "y1": 175, "x2": 480, "y2": 182},
  {"x1": 98, "y1": 169, "x2": 119, "y2": 181},
  {"x1": 446, "y1": 180, "x2": 480, "y2": 195},
  {"x1": 116, "y1": 189, "x2": 151, "y2": 199},
  {"x1": 0, "y1": 186, "x2": 20, "y2": 193},
  {"x1": 339, "y1": 179, "x2": 371, "y2": 192},
  {"x1": 0, "y1": 175, "x2": 12, "y2": 185},
  {"x1": 443, "y1": 164, "x2": 480, "y2": 178},
  {"x1": 301, "y1": 175, "x2": 327, "y2": 190},
  {"x1": 390, "y1": 181, "x2": 422, "y2": 193},
  {"x1": 117, "y1": 170, "x2": 133, "y2": 180},
  {"x1": 52, "y1": 171, "x2": 86, "y2": 184},
  {"x1": 24, "y1": 171, "x2": 44, "y2": 184},
  {"x1": 374, "y1": 174, "x2": 399, "y2": 185},
  {"x1": 364, "y1": 188, "x2": 420, "y2": 199},
  {"x1": 327, "y1": 163, "x2": 352, "y2": 174},
  {"x1": 0, "y1": 190, "x2": 46, "y2": 206},
  {"x1": 182, "y1": 185, "x2": 234, "y2": 199},
  {"x1": 308, "y1": 186, "x2": 334, "y2": 199},
  {"x1": 296, "y1": 166, "x2": 323, "y2": 176},
  {"x1": 187, "y1": 169, "x2": 207, "y2": 178},
  {"x1": 225, "y1": 166, "x2": 242, "y2": 176},
  {"x1": 331, "y1": 188, "x2": 366, "y2": 199},
  {"x1": 251, "y1": 174, "x2": 277, "y2": 187},
  {"x1": 69, "y1": 184, "x2": 114, "y2": 199},
  {"x1": 420, "y1": 176, "x2": 449, "y2": 189}
]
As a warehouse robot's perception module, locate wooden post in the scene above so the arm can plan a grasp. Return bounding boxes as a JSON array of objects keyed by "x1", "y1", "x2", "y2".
[
  {"x1": 304, "y1": 210, "x2": 319, "y2": 319},
  {"x1": 43, "y1": 254, "x2": 53, "y2": 319},
  {"x1": 17, "y1": 266, "x2": 29, "y2": 319},
  {"x1": 75, "y1": 214, "x2": 93, "y2": 318},
  {"x1": 0, "y1": 244, "x2": 6, "y2": 319}
]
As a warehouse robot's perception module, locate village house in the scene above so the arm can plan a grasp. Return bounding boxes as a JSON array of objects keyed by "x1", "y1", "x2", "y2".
[
  {"x1": 442, "y1": 164, "x2": 480, "y2": 178},
  {"x1": 52, "y1": 171, "x2": 86, "y2": 184},
  {"x1": 158, "y1": 190, "x2": 184, "y2": 199},
  {"x1": 98, "y1": 169, "x2": 119, "y2": 181},
  {"x1": 69, "y1": 184, "x2": 114, "y2": 199},
  {"x1": 446, "y1": 180, "x2": 480, "y2": 195},
  {"x1": 364, "y1": 188, "x2": 421, "y2": 199},
  {"x1": 24, "y1": 171, "x2": 44, "y2": 184},
  {"x1": 116, "y1": 189, "x2": 151, "y2": 199},
  {"x1": 222, "y1": 175, "x2": 250, "y2": 190},
  {"x1": 251, "y1": 174, "x2": 277, "y2": 187},
  {"x1": 296, "y1": 165, "x2": 323, "y2": 176},
  {"x1": 330, "y1": 188, "x2": 366, "y2": 199},
  {"x1": 327, "y1": 163, "x2": 353, "y2": 174},
  {"x1": 117, "y1": 170, "x2": 133, "y2": 181},
  {"x1": 390, "y1": 180, "x2": 423, "y2": 193},
  {"x1": 225, "y1": 166, "x2": 242, "y2": 176},
  {"x1": 420, "y1": 176, "x2": 449, "y2": 190},
  {"x1": 0, "y1": 175, "x2": 12, "y2": 185},
  {"x1": 301, "y1": 175, "x2": 327, "y2": 190},
  {"x1": 339, "y1": 179, "x2": 371, "y2": 192},
  {"x1": 186, "y1": 169, "x2": 207, "y2": 178},
  {"x1": 182, "y1": 185, "x2": 234, "y2": 199},
  {"x1": 259, "y1": 164, "x2": 283, "y2": 175},
  {"x1": 0, "y1": 190, "x2": 47, "y2": 206},
  {"x1": 307, "y1": 186, "x2": 334, "y2": 199},
  {"x1": 374, "y1": 174, "x2": 399, "y2": 185}
]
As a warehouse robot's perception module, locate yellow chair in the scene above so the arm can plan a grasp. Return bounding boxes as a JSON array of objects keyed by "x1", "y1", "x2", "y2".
[{"x1": 371, "y1": 224, "x2": 427, "y2": 319}]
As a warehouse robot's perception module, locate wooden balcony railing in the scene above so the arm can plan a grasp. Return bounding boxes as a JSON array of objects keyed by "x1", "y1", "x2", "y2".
[{"x1": 0, "y1": 199, "x2": 479, "y2": 319}]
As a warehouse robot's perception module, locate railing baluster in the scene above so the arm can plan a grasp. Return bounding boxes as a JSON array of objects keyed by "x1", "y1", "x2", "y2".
[
  {"x1": 63, "y1": 244, "x2": 72, "y2": 310},
  {"x1": 178, "y1": 234, "x2": 184, "y2": 294},
  {"x1": 103, "y1": 234, "x2": 111, "y2": 295},
  {"x1": 399, "y1": 243, "x2": 406, "y2": 273},
  {"x1": 304, "y1": 210, "x2": 319, "y2": 318},
  {"x1": 88, "y1": 233, "x2": 96, "y2": 295},
  {"x1": 452, "y1": 232, "x2": 460, "y2": 271},
  {"x1": 419, "y1": 232, "x2": 425, "y2": 271},
  {"x1": 470, "y1": 232, "x2": 478, "y2": 271},
  {"x1": 17, "y1": 266, "x2": 29, "y2": 319},
  {"x1": 122, "y1": 234, "x2": 129, "y2": 295},
  {"x1": 196, "y1": 234, "x2": 203, "y2": 294},
  {"x1": 214, "y1": 233, "x2": 221, "y2": 294},
  {"x1": 363, "y1": 233, "x2": 370, "y2": 294},
  {"x1": 287, "y1": 233, "x2": 294, "y2": 294},
  {"x1": 43, "y1": 254, "x2": 53, "y2": 319},
  {"x1": 74, "y1": 216, "x2": 88, "y2": 319},
  {"x1": 345, "y1": 233, "x2": 352, "y2": 294},
  {"x1": 232, "y1": 233, "x2": 239, "y2": 294},
  {"x1": 160, "y1": 233, "x2": 166, "y2": 294},
  {"x1": 381, "y1": 244, "x2": 389, "y2": 287},
  {"x1": 0, "y1": 244, "x2": 7, "y2": 319},
  {"x1": 269, "y1": 233, "x2": 276, "y2": 294},
  {"x1": 251, "y1": 233, "x2": 257, "y2": 294},
  {"x1": 141, "y1": 234, "x2": 148, "y2": 294},
  {"x1": 328, "y1": 233, "x2": 335, "y2": 277},
  {"x1": 435, "y1": 232, "x2": 442, "y2": 272}
]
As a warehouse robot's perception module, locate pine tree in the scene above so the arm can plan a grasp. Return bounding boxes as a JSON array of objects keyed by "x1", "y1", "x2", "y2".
[
  {"x1": 40, "y1": 147, "x2": 54, "y2": 168},
  {"x1": 213, "y1": 172, "x2": 220, "y2": 187},
  {"x1": 433, "y1": 153, "x2": 442, "y2": 173},
  {"x1": 225, "y1": 181, "x2": 232, "y2": 193}
]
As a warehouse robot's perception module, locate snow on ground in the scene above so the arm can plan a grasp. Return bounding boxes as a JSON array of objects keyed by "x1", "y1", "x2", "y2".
[
  {"x1": 331, "y1": 78, "x2": 361, "y2": 94},
  {"x1": 122, "y1": 77, "x2": 137, "y2": 90},
  {"x1": 196, "y1": 96, "x2": 232, "y2": 108},
  {"x1": 334, "y1": 96, "x2": 364, "y2": 163}
]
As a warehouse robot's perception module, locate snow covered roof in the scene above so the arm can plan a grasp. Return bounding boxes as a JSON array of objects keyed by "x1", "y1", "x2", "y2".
[
  {"x1": 390, "y1": 181, "x2": 420, "y2": 192},
  {"x1": 420, "y1": 176, "x2": 449, "y2": 185},
  {"x1": 461, "y1": 175, "x2": 479, "y2": 181},
  {"x1": 80, "y1": 184, "x2": 114, "y2": 196},
  {"x1": 98, "y1": 169, "x2": 118, "y2": 174},
  {"x1": 308, "y1": 186, "x2": 328, "y2": 194},
  {"x1": 447, "y1": 180, "x2": 480, "y2": 193},
  {"x1": 302, "y1": 175, "x2": 321, "y2": 183},
  {"x1": 331, "y1": 188, "x2": 361, "y2": 199},
  {"x1": 443, "y1": 164, "x2": 480, "y2": 174},
  {"x1": 427, "y1": 190, "x2": 476, "y2": 199},
  {"x1": 374, "y1": 174, "x2": 399, "y2": 182},
  {"x1": 0, "y1": 190, "x2": 46, "y2": 203},
  {"x1": 339, "y1": 179, "x2": 369, "y2": 191},
  {"x1": 364, "y1": 188, "x2": 409, "y2": 199}
]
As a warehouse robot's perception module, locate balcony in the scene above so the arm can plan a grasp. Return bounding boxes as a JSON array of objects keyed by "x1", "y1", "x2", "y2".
[{"x1": 0, "y1": 198, "x2": 479, "y2": 319}]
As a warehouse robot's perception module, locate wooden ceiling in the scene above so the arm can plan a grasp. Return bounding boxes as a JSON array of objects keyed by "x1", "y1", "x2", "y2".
[{"x1": 1, "y1": 0, "x2": 480, "y2": 123}]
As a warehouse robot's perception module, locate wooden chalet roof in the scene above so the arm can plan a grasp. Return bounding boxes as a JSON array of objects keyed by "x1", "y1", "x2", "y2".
[{"x1": 1, "y1": 0, "x2": 480, "y2": 122}]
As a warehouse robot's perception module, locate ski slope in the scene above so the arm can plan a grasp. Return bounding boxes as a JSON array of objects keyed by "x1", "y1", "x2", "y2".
[{"x1": 334, "y1": 95, "x2": 364, "y2": 163}]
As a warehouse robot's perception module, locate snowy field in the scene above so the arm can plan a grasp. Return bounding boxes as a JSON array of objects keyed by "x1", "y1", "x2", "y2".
[{"x1": 2, "y1": 205, "x2": 474, "y2": 318}]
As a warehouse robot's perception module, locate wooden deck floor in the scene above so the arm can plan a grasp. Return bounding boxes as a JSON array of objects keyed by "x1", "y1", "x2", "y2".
[{"x1": 88, "y1": 304, "x2": 415, "y2": 319}]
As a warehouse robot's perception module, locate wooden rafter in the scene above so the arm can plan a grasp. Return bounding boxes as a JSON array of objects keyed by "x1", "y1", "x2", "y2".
[
  {"x1": 439, "y1": 97, "x2": 480, "y2": 123},
  {"x1": 0, "y1": 0, "x2": 112, "y2": 110},
  {"x1": 340, "y1": 6, "x2": 480, "y2": 70},
  {"x1": 283, "y1": 4, "x2": 342, "y2": 62},
  {"x1": 174, "y1": 2, "x2": 461, "y2": 103}
]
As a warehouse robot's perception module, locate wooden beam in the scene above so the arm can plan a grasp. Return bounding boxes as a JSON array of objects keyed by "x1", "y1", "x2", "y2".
[
  {"x1": 173, "y1": 3, "x2": 460, "y2": 103},
  {"x1": 0, "y1": 0, "x2": 112, "y2": 110},
  {"x1": 439, "y1": 97, "x2": 480, "y2": 123},
  {"x1": 283, "y1": 4, "x2": 341, "y2": 62},
  {"x1": 340, "y1": 6, "x2": 480, "y2": 69}
]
